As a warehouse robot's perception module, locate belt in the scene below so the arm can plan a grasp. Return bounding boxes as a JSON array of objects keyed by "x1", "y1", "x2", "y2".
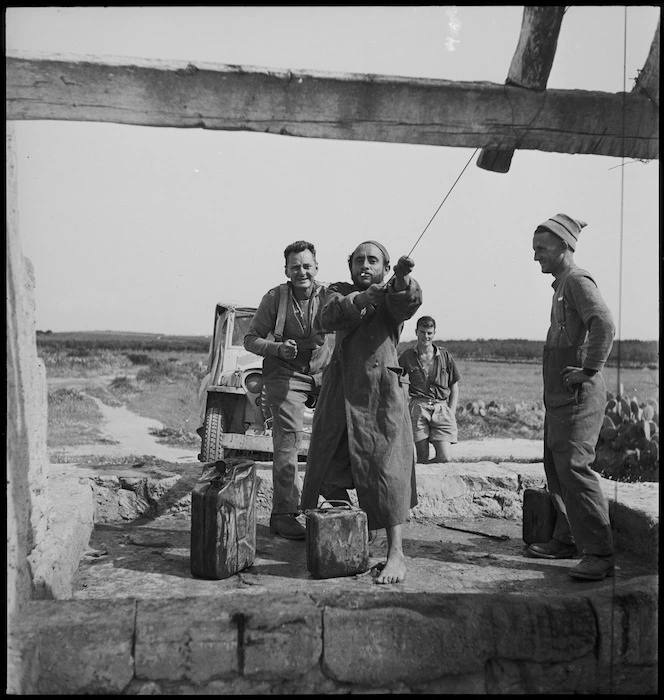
[{"x1": 413, "y1": 398, "x2": 446, "y2": 406}]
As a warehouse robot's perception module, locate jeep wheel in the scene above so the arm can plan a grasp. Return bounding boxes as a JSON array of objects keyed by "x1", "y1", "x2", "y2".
[{"x1": 201, "y1": 402, "x2": 225, "y2": 462}]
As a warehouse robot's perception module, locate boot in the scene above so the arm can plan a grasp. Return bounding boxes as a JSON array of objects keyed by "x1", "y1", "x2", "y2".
[
  {"x1": 527, "y1": 539, "x2": 577, "y2": 559},
  {"x1": 568, "y1": 554, "x2": 615, "y2": 580},
  {"x1": 269, "y1": 513, "x2": 306, "y2": 540}
]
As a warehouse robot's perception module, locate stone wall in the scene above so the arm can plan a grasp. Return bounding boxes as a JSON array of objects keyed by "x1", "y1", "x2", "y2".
[
  {"x1": 6, "y1": 123, "x2": 51, "y2": 689},
  {"x1": 12, "y1": 580, "x2": 659, "y2": 694}
]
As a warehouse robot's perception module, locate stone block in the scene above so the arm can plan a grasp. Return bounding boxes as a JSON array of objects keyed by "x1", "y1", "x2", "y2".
[
  {"x1": 496, "y1": 462, "x2": 546, "y2": 491},
  {"x1": 457, "y1": 462, "x2": 520, "y2": 493},
  {"x1": 489, "y1": 594, "x2": 596, "y2": 662},
  {"x1": 239, "y1": 593, "x2": 323, "y2": 679},
  {"x1": 590, "y1": 576, "x2": 659, "y2": 669},
  {"x1": 607, "y1": 490, "x2": 659, "y2": 564},
  {"x1": 486, "y1": 655, "x2": 599, "y2": 694},
  {"x1": 28, "y1": 474, "x2": 95, "y2": 599},
  {"x1": 135, "y1": 598, "x2": 238, "y2": 682},
  {"x1": 322, "y1": 596, "x2": 493, "y2": 685},
  {"x1": 25, "y1": 600, "x2": 135, "y2": 694},
  {"x1": 6, "y1": 617, "x2": 40, "y2": 694},
  {"x1": 414, "y1": 463, "x2": 522, "y2": 520}
]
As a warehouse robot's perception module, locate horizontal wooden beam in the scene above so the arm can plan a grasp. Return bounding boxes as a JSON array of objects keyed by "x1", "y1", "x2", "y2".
[
  {"x1": 6, "y1": 52, "x2": 659, "y2": 160},
  {"x1": 632, "y1": 18, "x2": 659, "y2": 107},
  {"x1": 478, "y1": 6, "x2": 565, "y2": 173}
]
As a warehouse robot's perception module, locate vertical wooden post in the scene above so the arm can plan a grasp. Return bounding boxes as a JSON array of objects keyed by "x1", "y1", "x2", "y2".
[{"x1": 477, "y1": 6, "x2": 566, "y2": 173}]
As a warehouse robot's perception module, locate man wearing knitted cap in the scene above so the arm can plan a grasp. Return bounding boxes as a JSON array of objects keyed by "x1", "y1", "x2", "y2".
[
  {"x1": 530, "y1": 214, "x2": 616, "y2": 580},
  {"x1": 301, "y1": 241, "x2": 422, "y2": 584}
]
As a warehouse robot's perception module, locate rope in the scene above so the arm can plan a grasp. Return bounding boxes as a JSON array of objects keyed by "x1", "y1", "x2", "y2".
[
  {"x1": 608, "y1": 7, "x2": 629, "y2": 693},
  {"x1": 405, "y1": 147, "x2": 480, "y2": 258}
]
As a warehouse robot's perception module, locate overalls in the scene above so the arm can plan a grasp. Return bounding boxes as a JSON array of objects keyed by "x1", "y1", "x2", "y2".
[{"x1": 542, "y1": 268, "x2": 613, "y2": 556}]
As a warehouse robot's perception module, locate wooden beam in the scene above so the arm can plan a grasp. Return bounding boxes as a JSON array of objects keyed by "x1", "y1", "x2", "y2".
[
  {"x1": 6, "y1": 52, "x2": 658, "y2": 161},
  {"x1": 478, "y1": 6, "x2": 565, "y2": 174},
  {"x1": 632, "y1": 18, "x2": 659, "y2": 107}
]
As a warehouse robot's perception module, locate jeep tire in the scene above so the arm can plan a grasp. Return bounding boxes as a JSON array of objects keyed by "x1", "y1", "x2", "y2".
[{"x1": 201, "y1": 398, "x2": 225, "y2": 462}]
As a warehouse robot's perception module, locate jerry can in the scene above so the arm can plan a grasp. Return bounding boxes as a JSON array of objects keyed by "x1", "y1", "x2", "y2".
[
  {"x1": 305, "y1": 500, "x2": 369, "y2": 578},
  {"x1": 190, "y1": 458, "x2": 257, "y2": 580},
  {"x1": 522, "y1": 487, "x2": 557, "y2": 545}
]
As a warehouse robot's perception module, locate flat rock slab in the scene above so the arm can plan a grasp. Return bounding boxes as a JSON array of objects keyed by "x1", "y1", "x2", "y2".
[
  {"x1": 73, "y1": 510, "x2": 656, "y2": 602},
  {"x1": 51, "y1": 451, "x2": 657, "y2": 603}
]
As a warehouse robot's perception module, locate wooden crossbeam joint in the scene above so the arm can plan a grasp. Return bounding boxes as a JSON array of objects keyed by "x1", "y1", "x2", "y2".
[{"x1": 478, "y1": 6, "x2": 566, "y2": 174}]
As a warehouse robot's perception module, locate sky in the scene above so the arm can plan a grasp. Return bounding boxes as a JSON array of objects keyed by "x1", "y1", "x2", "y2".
[{"x1": 5, "y1": 5, "x2": 660, "y2": 341}]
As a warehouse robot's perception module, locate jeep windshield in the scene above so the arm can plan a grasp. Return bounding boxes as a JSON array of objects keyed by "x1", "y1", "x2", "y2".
[{"x1": 231, "y1": 311, "x2": 255, "y2": 346}]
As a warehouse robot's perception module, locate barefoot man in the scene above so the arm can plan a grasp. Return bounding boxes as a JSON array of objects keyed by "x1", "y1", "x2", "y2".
[{"x1": 301, "y1": 241, "x2": 422, "y2": 584}]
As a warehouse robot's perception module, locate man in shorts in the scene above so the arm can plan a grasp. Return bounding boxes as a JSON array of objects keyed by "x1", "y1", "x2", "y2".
[{"x1": 399, "y1": 315, "x2": 460, "y2": 463}]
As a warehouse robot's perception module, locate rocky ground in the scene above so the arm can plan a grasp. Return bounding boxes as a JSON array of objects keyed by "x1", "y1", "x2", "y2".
[{"x1": 45, "y1": 373, "x2": 657, "y2": 605}]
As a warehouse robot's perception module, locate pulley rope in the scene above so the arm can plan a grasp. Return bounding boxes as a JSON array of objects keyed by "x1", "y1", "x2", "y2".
[
  {"x1": 608, "y1": 6, "x2": 629, "y2": 694},
  {"x1": 404, "y1": 147, "x2": 480, "y2": 259}
]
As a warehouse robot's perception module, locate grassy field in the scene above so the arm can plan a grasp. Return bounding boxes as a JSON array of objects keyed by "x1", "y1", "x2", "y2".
[
  {"x1": 457, "y1": 359, "x2": 659, "y2": 408},
  {"x1": 43, "y1": 346, "x2": 659, "y2": 449},
  {"x1": 47, "y1": 388, "x2": 107, "y2": 448}
]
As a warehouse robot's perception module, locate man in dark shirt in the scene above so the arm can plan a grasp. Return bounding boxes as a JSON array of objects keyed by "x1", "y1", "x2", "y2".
[{"x1": 398, "y1": 315, "x2": 460, "y2": 463}]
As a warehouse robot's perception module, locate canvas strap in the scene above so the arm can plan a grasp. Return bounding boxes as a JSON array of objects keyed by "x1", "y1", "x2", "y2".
[{"x1": 273, "y1": 283, "x2": 289, "y2": 342}]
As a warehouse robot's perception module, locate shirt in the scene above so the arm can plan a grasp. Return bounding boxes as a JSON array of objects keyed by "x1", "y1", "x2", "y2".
[
  {"x1": 398, "y1": 344, "x2": 460, "y2": 402},
  {"x1": 243, "y1": 281, "x2": 333, "y2": 385},
  {"x1": 545, "y1": 265, "x2": 615, "y2": 371}
]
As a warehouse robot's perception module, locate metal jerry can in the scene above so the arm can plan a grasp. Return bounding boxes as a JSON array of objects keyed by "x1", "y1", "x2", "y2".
[
  {"x1": 522, "y1": 487, "x2": 557, "y2": 545},
  {"x1": 305, "y1": 500, "x2": 370, "y2": 578},
  {"x1": 190, "y1": 458, "x2": 257, "y2": 580}
]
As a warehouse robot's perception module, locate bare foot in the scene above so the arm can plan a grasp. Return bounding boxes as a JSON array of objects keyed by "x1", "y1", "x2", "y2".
[{"x1": 375, "y1": 550, "x2": 406, "y2": 584}]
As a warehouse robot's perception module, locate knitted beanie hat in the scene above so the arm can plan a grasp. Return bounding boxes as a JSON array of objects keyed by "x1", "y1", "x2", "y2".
[{"x1": 535, "y1": 214, "x2": 587, "y2": 251}]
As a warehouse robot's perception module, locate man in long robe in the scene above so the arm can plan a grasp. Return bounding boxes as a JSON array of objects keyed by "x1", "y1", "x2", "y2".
[{"x1": 301, "y1": 240, "x2": 422, "y2": 584}]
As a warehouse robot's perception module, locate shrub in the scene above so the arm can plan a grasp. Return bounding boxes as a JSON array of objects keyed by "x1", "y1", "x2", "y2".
[
  {"x1": 457, "y1": 399, "x2": 544, "y2": 440},
  {"x1": 125, "y1": 353, "x2": 152, "y2": 365},
  {"x1": 67, "y1": 346, "x2": 92, "y2": 358},
  {"x1": 136, "y1": 359, "x2": 199, "y2": 383},
  {"x1": 110, "y1": 375, "x2": 136, "y2": 393},
  {"x1": 48, "y1": 387, "x2": 86, "y2": 404},
  {"x1": 593, "y1": 388, "x2": 659, "y2": 483}
]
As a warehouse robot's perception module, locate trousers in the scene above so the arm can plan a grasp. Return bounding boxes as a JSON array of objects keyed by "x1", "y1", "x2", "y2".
[
  {"x1": 263, "y1": 370, "x2": 314, "y2": 515},
  {"x1": 543, "y1": 349, "x2": 613, "y2": 556}
]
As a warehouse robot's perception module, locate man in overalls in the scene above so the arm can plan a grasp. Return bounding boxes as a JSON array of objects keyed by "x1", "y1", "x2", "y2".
[{"x1": 529, "y1": 214, "x2": 616, "y2": 581}]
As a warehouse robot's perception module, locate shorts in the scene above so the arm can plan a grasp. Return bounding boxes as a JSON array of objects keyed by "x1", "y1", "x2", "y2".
[{"x1": 410, "y1": 398, "x2": 458, "y2": 443}]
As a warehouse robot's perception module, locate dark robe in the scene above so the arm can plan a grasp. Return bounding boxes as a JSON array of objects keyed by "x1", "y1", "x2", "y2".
[{"x1": 301, "y1": 277, "x2": 423, "y2": 529}]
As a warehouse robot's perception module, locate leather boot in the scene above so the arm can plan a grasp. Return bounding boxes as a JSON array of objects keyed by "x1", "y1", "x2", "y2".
[
  {"x1": 527, "y1": 539, "x2": 577, "y2": 559},
  {"x1": 568, "y1": 554, "x2": 615, "y2": 580},
  {"x1": 269, "y1": 513, "x2": 306, "y2": 540}
]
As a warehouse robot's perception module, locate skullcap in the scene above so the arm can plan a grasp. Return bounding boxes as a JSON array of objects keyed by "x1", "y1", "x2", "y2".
[{"x1": 352, "y1": 240, "x2": 390, "y2": 265}]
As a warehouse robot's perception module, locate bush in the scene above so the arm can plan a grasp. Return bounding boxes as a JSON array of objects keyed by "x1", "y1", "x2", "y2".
[
  {"x1": 136, "y1": 359, "x2": 200, "y2": 383},
  {"x1": 592, "y1": 390, "x2": 659, "y2": 483},
  {"x1": 110, "y1": 375, "x2": 136, "y2": 393},
  {"x1": 125, "y1": 353, "x2": 152, "y2": 365},
  {"x1": 456, "y1": 399, "x2": 544, "y2": 440},
  {"x1": 67, "y1": 346, "x2": 92, "y2": 358},
  {"x1": 48, "y1": 387, "x2": 86, "y2": 404}
]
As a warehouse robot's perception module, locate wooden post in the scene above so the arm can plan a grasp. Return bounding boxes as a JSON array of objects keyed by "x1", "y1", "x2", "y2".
[{"x1": 477, "y1": 6, "x2": 566, "y2": 173}]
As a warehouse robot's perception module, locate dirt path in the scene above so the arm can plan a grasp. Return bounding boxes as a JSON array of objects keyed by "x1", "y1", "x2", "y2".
[
  {"x1": 49, "y1": 374, "x2": 545, "y2": 465},
  {"x1": 48, "y1": 374, "x2": 200, "y2": 463}
]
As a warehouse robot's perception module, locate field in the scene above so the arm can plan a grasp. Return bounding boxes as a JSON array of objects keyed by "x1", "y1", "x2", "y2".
[{"x1": 40, "y1": 335, "x2": 659, "y2": 456}]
